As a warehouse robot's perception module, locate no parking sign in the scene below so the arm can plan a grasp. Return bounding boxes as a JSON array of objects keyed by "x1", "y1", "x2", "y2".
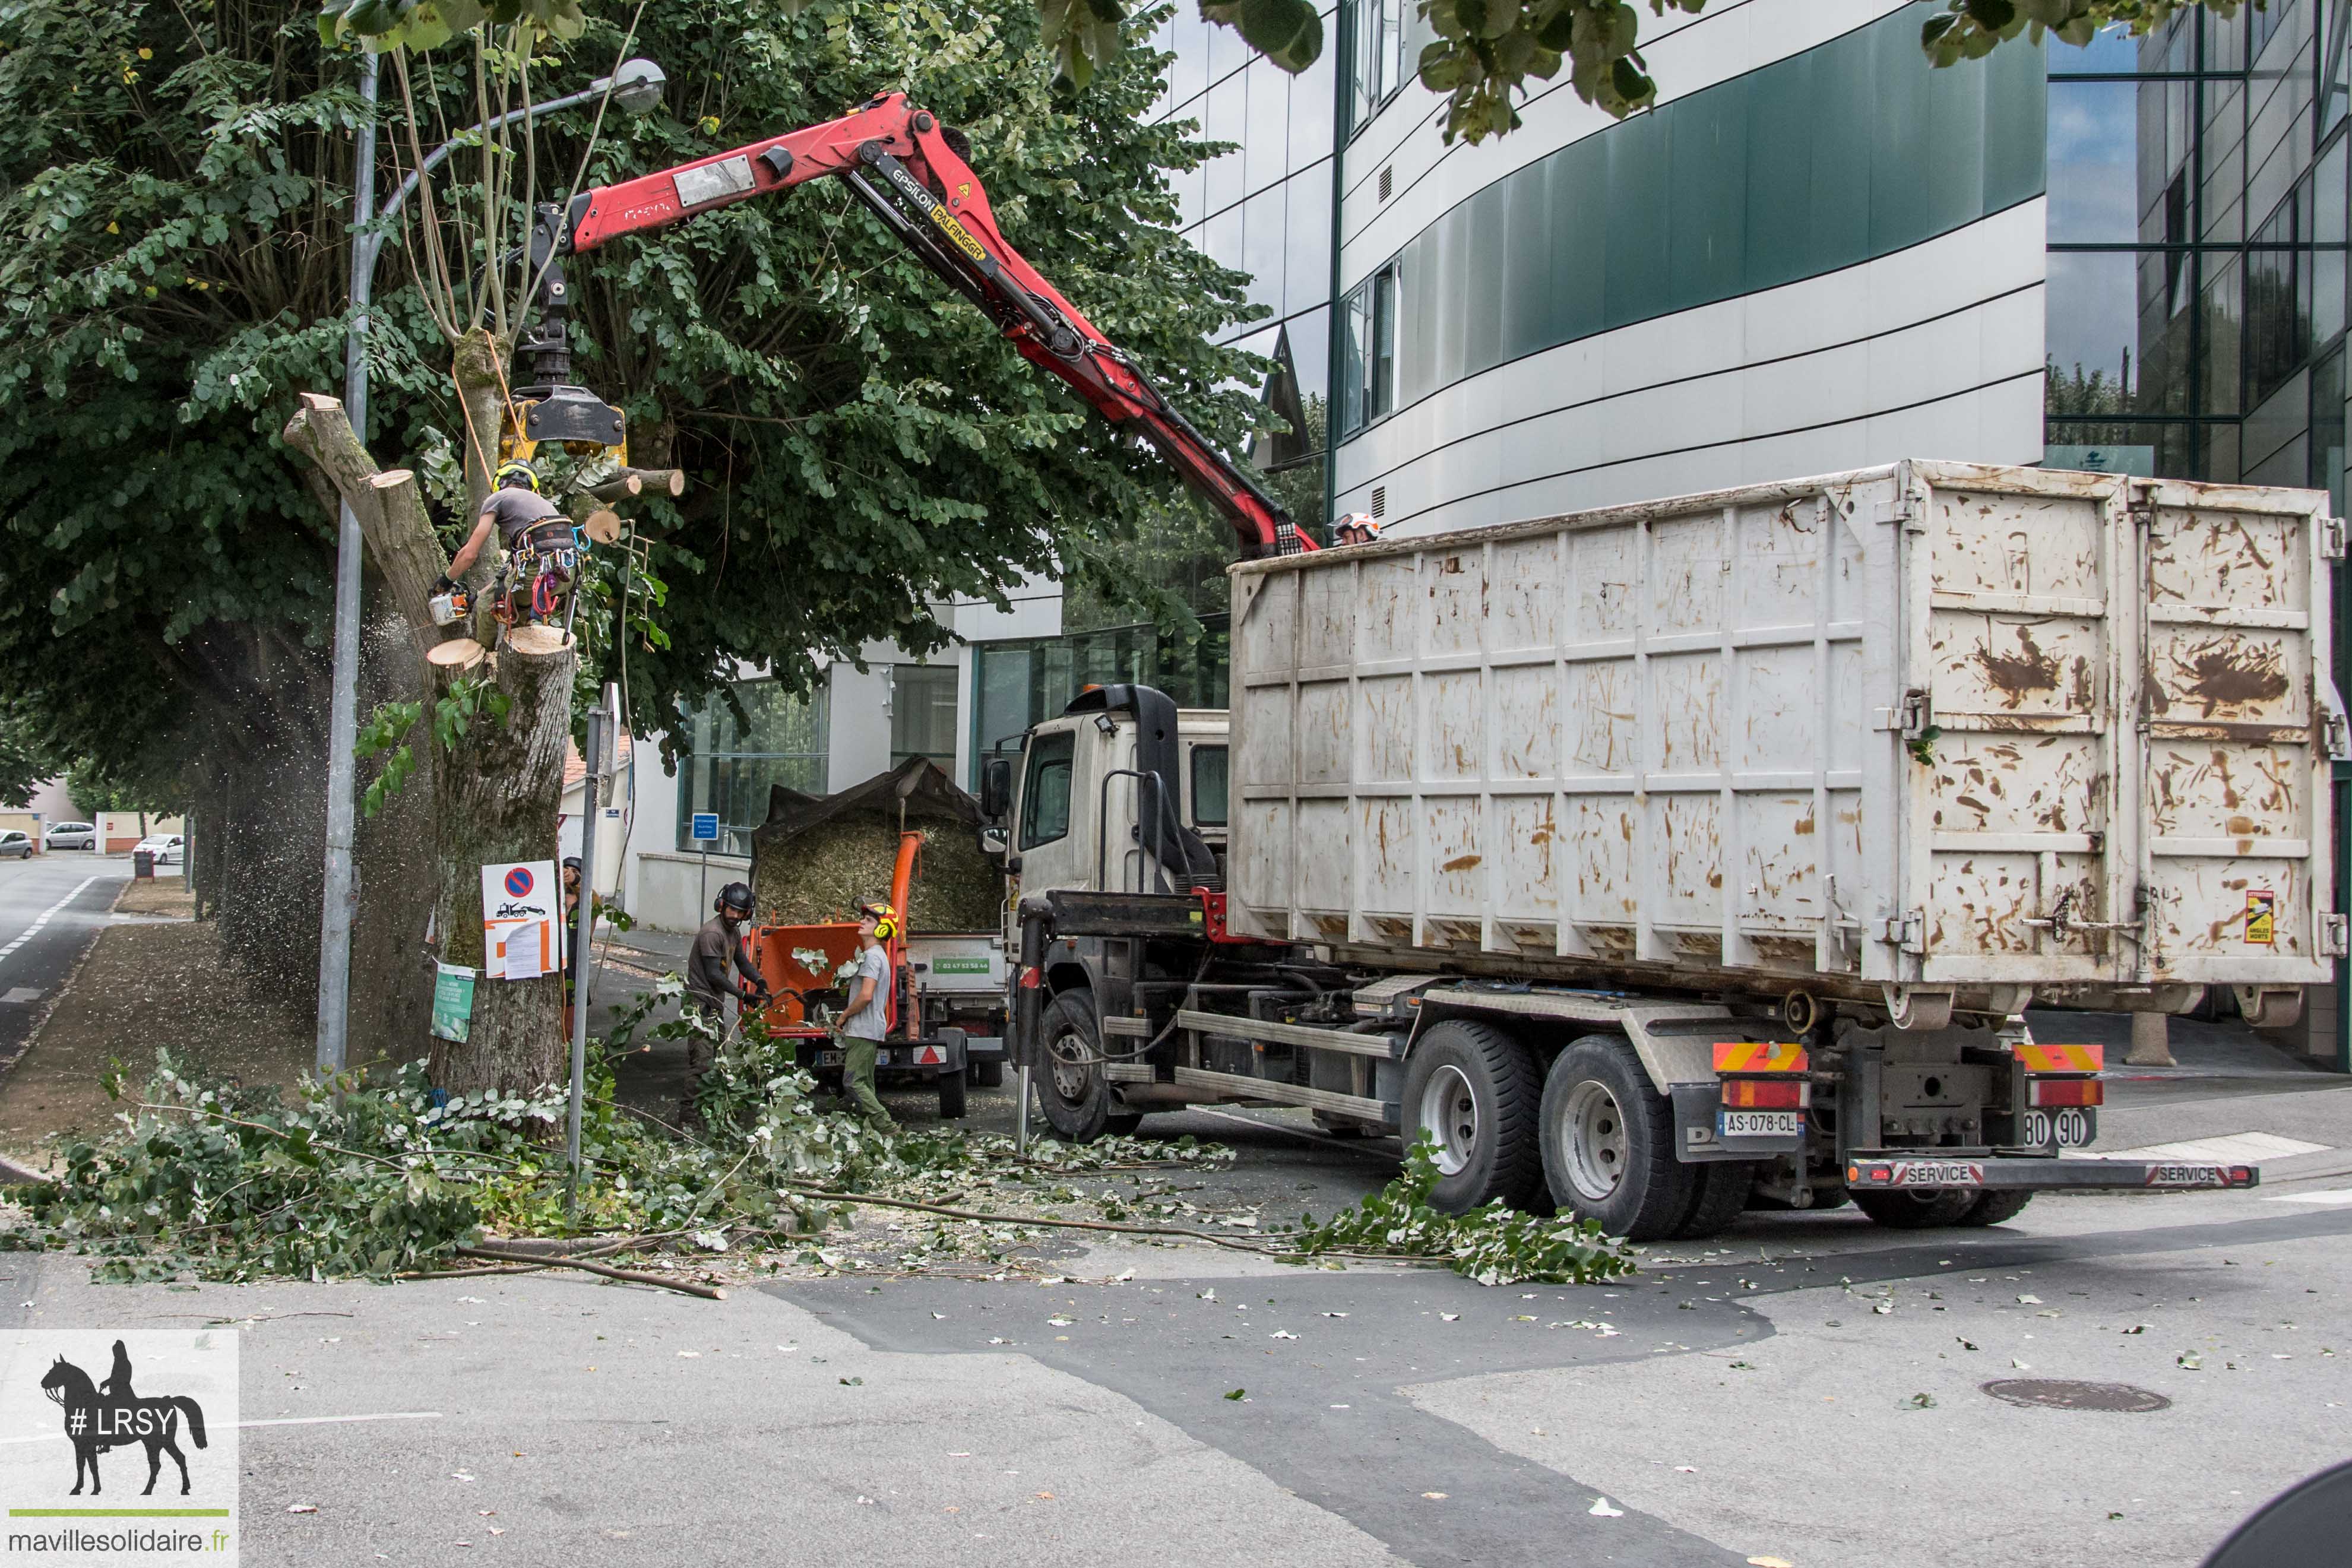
[{"x1": 481, "y1": 859, "x2": 558, "y2": 980}]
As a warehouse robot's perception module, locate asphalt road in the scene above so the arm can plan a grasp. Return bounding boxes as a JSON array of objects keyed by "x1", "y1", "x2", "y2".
[
  {"x1": 0, "y1": 853, "x2": 128, "y2": 1067},
  {"x1": 1, "y1": 1074, "x2": 2346, "y2": 1567}
]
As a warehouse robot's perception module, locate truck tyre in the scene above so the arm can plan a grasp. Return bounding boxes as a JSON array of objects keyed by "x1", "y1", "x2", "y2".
[
  {"x1": 972, "y1": 1058, "x2": 1005, "y2": 1088},
  {"x1": 938, "y1": 1065, "x2": 969, "y2": 1120},
  {"x1": 1104, "y1": 1113, "x2": 1145, "y2": 1137},
  {"x1": 1669, "y1": 1160, "x2": 1756, "y2": 1240},
  {"x1": 1850, "y1": 1189, "x2": 1977, "y2": 1228},
  {"x1": 1401, "y1": 1019, "x2": 1544, "y2": 1214},
  {"x1": 1955, "y1": 1189, "x2": 2034, "y2": 1227},
  {"x1": 1539, "y1": 1035, "x2": 1692, "y2": 1240},
  {"x1": 1033, "y1": 989, "x2": 1116, "y2": 1141}
]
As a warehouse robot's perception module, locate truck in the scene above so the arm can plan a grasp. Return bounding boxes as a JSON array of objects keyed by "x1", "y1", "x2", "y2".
[{"x1": 979, "y1": 461, "x2": 2344, "y2": 1238}]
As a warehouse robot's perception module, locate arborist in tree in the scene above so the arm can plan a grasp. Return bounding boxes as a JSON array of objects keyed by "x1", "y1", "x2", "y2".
[
  {"x1": 683, "y1": 882, "x2": 770, "y2": 1120},
  {"x1": 435, "y1": 460, "x2": 579, "y2": 628}
]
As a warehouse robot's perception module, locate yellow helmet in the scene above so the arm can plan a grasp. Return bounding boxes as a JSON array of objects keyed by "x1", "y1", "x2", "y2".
[
  {"x1": 859, "y1": 899, "x2": 900, "y2": 941},
  {"x1": 495, "y1": 460, "x2": 541, "y2": 493}
]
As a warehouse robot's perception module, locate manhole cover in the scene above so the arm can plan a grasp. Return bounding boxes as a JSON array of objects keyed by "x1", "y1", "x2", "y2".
[{"x1": 1980, "y1": 1378, "x2": 2171, "y2": 1413}]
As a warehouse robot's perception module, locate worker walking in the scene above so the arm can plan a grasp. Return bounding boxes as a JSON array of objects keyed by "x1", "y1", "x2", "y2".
[
  {"x1": 436, "y1": 460, "x2": 580, "y2": 628},
  {"x1": 683, "y1": 882, "x2": 768, "y2": 1123},
  {"x1": 836, "y1": 899, "x2": 898, "y2": 1129}
]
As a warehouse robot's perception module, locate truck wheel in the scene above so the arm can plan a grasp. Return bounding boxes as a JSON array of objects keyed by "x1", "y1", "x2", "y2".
[
  {"x1": 1539, "y1": 1035, "x2": 1692, "y2": 1240},
  {"x1": 1104, "y1": 1113, "x2": 1144, "y2": 1137},
  {"x1": 1850, "y1": 1189, "x2": 1976, "y2": 1228},
  {"x1": 1955, "y1": 1190, "x2": 2034, "y2": 1227},
  {"x1": 1033, "y1": 989, "x2": 1116, "y2": 1141},
  {"x1": 972, "y1": 1058, "x2": 1005, "y2": 1088},
  {"x1": 938, "y1": 1065, "x2": 969, "y2": 1120},
  {"x1": 1401, "y1": 1019, "x2": 1544, "y2": 1214},
  {"x1": 1669, "y1": 1160, "x2": 1756, "y2": 1240}
]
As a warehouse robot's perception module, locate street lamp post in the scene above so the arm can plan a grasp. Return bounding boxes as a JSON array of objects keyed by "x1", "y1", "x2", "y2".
[{"x1": 315, "y1": 55, "x2": 666, "y2": 1076}]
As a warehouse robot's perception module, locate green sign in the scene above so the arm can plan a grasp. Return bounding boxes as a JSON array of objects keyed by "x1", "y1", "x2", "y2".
[
  {"x1": 930, "y1": 955, "x2": 992, "y2": 975},
  {"x1": 432, "y1": 963, "x2": 477, "y2": 1043}
]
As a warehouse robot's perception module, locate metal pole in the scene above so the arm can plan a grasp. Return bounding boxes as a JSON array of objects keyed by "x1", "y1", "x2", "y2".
[
  {"x1": 316, "y1": 50, "x2": 379, "y2": 1078},
  {"x1": 565, "y1": 683, "x2": 613, "y2": 1217},
  {"x1": 1015, "y1": 1065, "x2": 1030, "y2": 1154}
]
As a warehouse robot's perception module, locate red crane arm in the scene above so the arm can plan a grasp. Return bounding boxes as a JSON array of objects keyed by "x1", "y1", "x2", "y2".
[{"x1": 562, "y1": 92, "x2": 1309, "y2": 559}]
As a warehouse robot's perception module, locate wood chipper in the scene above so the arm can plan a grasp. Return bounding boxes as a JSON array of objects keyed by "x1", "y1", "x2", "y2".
[{"x1": 743, "y1": 774, "x2": 1007, "y2": 1117}]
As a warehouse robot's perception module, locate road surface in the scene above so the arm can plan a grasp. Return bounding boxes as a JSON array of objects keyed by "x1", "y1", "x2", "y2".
[
  {"x1": 2, "y1": 1057, "x2": 2345, "y2": 1567},
  {"x1": 0, "y1": 854, "x2": 127, "y2": 1068}
]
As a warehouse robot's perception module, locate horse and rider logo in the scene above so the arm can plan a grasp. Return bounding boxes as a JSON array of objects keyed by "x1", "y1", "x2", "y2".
[{"x1": 37, "y1": 1340, "x2": 209, "y2": 1496}]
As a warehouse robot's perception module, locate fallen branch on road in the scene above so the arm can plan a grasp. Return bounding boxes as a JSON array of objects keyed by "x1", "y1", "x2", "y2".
[{"x1": 458, "y1": 1245, "x2": 726, "y2": 1300}]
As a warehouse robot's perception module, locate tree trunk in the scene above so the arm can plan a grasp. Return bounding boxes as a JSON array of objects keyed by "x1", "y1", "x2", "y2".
[
  {"x1": 424, "y1": 624, "x2": 574, "y2": 1089},
  {"x1": 284, "y1": 389, "x2": 575, "y2": 1097}
]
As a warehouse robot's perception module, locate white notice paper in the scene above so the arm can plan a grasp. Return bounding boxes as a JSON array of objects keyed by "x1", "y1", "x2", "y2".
[{"x1": 502, "y1": 920, "x2": 544, "y2": 981}]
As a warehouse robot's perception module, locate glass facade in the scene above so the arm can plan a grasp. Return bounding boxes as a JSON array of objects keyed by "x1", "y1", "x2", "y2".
[
  {"x1": 673, "y1": 677, "x2": 828, "y2": 854},
  {"x1": 969, "y1": 614, "x2": 1233, "y2": 785},
  {"x1": 889, "y1": 663, "x2": 959, "y2": 771},
  {"x1": 1151, "y1": 0, "x2": 1337, "y2": 554},
  {"x1": 1334, "y1": 1, "x2": 2046, "y2": 434},
  {"x1": 2043, "y1": 3, "x2": 2351, "y2": 511}
]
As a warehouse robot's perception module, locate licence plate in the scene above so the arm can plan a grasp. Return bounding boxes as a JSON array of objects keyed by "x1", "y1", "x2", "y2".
[
  {"x1": 817, "y1": 1050, "x2": 843, "y2": 1066},
  {"x1": 1718, "y1": 1110, "x2": 1801, "y2": 1138}
]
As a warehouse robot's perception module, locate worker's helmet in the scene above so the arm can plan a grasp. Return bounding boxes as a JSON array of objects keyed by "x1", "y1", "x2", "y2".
[
  {"x1": 495, "y1": 460, "x2": 541, "y2": 493},
  {"x1": 715, "y1": 882, "x2": 755, "y2": 918},
  {"x1": 1334, "y1": 512, "x2": 1381, "y2": 544},
  {"x1": 562, "y1": 856, "x2": 582, "y2": 873},
  {"x1": 858, "y1": 899, "x2": 900, "y2": 941}
]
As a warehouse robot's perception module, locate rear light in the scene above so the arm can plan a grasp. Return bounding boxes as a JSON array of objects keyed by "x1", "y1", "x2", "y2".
[
  {"x1": 1721, "y1": 1077, "x2": 1809, "y2": 1109},
  {"x1": 1712, "y1": 1041, "x2": 1807, "y2": 1073},
  {"x1": 2028, "y1": 1077, "x2": 2103, "y2": 1107},
  {"x1": 2230, "y1": 1165, "x2": 2254, "y2": 1185}
]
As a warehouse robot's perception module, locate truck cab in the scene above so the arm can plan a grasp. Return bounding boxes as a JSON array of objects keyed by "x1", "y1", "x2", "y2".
[{"x1": 991, "y1": 698, "x2": 1230, "y2": 908}]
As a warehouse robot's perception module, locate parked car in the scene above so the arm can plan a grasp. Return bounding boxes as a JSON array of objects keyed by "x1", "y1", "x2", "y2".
[
  {"x1": 132, "y1": 834, "x2": 183, "y2": 867},
  {"x1": 0, "y1": 830, "x2": 31, "y2": 860},
  {"x1": 43, "y1": 822, "x2": 94, "y2": 851}
]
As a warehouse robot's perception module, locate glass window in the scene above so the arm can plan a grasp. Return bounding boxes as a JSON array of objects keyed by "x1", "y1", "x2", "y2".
[
  {"x1": 2310, "y1": 346, "x2": 2346, "y2": 515},
  {"x1": 1283, "y1": 175, "x2": 1332, "y2": 331},
  {"x1": 2048, "y1": 82, "x2": 2140, "y2": 243},
  {"x1": 1018, "y1": 732, "x2": 1077, "y2": 851},
  {"x1": 675, "y1": 678, "x2": 827, "y2": 853},
  {"x1": 2045, "y1": 251, "x2": 2145, "y2": 410},
  {"x1": 2044, "y1": 20, "x2": 2152, "y2": 74},
  {"x1": 1290, "y1": 34, "x2": 1336, "y2": 170},
  {"x1": 1203, "y1": 71, "x2": 1246, "y2": 214},
  {"x1": 1244, "y1": 59, "x2": 1290, "y2": 196},
  {"x1": 1189, "y1": 745, "x2": 1229, "y2": 827},
  {"x1": 889, "y1": 664, "x2": 959, "y2": 771},
  {"x1": 1166, "y1": 5, "x2": 1209, "y2": 110},
  {"x1": 1337, "y1": 263, "x2": 1398, "y2": 433},
  {"x1": 2202, "y1": 254, "x2": 2245, "y2": 414},
  {"x1": 1242, "y1": 183, "x2": 1289, "y2": 319},
  {"x1": 1369, "y1": 263, "x2": 1397, "y2": 420},
  {"x1": 2045, "y1": 419, "x2": 2195, "y2": 477}
]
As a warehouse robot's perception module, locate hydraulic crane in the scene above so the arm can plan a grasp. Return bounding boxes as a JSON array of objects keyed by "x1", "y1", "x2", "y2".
[{"x1": 507, "y1": 91, "x2": 1312, "y2": 559}]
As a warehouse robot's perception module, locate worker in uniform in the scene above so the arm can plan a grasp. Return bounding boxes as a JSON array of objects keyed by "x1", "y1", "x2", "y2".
[
  {"x1": 436, "y1": 460, "x2": 579, "y2": 626},
  {"x1": 683, "y1": 882, "x2": 768, "y2": 1122},
  {"x1": 836, "y1": 899, "x2": 898, "y2": 1129}
]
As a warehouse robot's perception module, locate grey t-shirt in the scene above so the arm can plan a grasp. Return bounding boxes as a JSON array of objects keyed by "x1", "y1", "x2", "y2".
[
  {"x1": 481, "y1": 486, "x2": 565, "y2": 547},
  {"x1": 840, "y1": 945, "x2": 891, "y2": 1040}
]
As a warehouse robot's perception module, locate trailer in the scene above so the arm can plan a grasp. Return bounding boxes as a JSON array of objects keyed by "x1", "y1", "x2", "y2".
[{"x1": 980, "y1": 462, "x2": 2342, "y2": 1237}]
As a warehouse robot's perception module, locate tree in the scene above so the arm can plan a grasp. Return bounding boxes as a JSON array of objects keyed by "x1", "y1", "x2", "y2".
[
  {"x1": 0, "y1": 713, "x2": 55, "y2": 809},
  {"x1": 0, "y1": 0, "x2": 1257, "y2": 1084}
]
